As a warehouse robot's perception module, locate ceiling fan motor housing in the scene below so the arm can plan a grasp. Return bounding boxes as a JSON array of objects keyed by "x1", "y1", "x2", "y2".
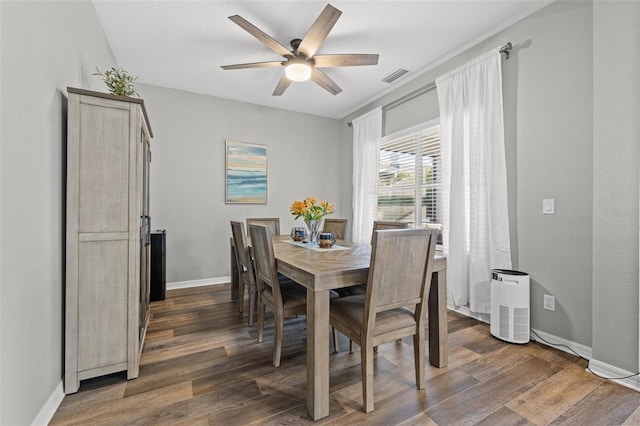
[{"x1": 290, "y1": 38, "x2": 302, "y2": 51}]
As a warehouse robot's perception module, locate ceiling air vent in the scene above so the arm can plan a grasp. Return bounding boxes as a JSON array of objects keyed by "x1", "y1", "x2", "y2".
[{"x1": 382, "y1": 68, "x2": 409, "y2": 83}]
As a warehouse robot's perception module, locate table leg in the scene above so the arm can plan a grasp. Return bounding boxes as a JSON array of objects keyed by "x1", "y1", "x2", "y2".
[
  {"x1": 306, "y1": 288, "x2": 330, "y2": 420},
  {"x1": 428, "y1": 270, "x2": 448, "y2": 367},
  {"x1": 230, "y1": 241, "x2": 239, "y2": 301}
]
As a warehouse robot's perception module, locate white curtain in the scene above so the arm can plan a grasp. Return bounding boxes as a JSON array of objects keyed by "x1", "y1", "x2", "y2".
[
  {"x1": 436, "y1": 48, "x2": 512, "y2": 314},
  {"x1": 352, "y1": 107, "x2": 382, "y2": 243}
]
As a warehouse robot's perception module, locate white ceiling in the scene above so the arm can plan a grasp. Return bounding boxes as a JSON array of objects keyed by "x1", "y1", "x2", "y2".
[{"x1": 93, "y1": 1, "x2": 550, "y2": 119}]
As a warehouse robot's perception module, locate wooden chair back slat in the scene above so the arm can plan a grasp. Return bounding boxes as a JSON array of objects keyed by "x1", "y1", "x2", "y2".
[
  {"x1": 364, "y1": 228, "x2": 438, "y2": 331},
  {"x1": 247, "y1": 218, "x2": 280, "y2": 236},
  {"x1": 371, "y1": 221, "x2": 408, "y2": 243},
  {"x1": 248, "y1": 224, "x2": 283, "y2": 306},
  {"x1": 231, "y1": 220, "x2": 259, "y2": 324},
  {"x1": 231, "y1": 221, "x2": 251, "y2": 273},
  {"x1": 322, "y1": 218, "x2": 348, "y2": 240}
]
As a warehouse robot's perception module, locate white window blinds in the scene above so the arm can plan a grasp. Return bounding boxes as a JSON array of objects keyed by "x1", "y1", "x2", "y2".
[{"x1": 377, "y1": 120, "x2": 442, "y2": 233}]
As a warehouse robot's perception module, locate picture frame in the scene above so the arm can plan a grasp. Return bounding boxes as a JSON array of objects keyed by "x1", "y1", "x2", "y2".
[{"x1": 225, "y1": 140, "x2": 268, "y2": 204}]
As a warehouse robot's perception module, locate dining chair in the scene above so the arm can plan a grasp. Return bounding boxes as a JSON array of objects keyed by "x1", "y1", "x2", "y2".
[
  {"x1": 230, "y1": 221, "x2": 259, "y2": 326},
  {"x1": 249, "y1": 223, "x2": 307, "y2": 367},
  {"x1": 371, "y1": 220, "x2": 408, "y2": 238},
  {"x1": 329, "y1": 227, "x2": 437, "y2": 413},
  {"x1": 322, "y1": 218, "x2": 348, "y2": 240},
  {"x1": 246, "y1": 217, "x2": 280, "y2": 236}
]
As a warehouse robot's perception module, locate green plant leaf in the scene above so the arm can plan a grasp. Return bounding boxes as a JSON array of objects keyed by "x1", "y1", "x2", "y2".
[{"x1": 94, "y1": 66, "x2": 139, "y2": 97}]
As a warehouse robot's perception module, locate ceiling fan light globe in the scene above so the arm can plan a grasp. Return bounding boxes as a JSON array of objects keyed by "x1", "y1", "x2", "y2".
[{"x1": 285, "y1": 63, "x2": 312, "y2": 82}]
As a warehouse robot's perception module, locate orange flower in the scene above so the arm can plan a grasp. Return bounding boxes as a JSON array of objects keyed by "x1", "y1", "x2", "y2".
[
  {"x1": 320, "y1": 200, "x2": 335, "y2": 212},
  {"x1": 290, "y1": 197, "x2": 336, "y2": 221},
  {"x1": 289, "y1": 200, "x2": 308, "y2": 216}
]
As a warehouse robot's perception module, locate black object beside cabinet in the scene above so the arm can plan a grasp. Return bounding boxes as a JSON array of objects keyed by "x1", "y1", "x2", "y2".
[{"x1": 150, "y1": 230, "x2": 166, "y2": 302}]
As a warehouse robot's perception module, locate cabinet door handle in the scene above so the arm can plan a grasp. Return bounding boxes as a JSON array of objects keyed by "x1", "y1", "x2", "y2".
[{"x1": 146, "y1": 216, "x2": 151, "y2": 246}]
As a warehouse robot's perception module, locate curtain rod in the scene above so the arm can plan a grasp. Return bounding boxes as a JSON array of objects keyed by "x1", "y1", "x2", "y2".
[{"x1": 347, "y1": 42, "x2": 512, "y2": 127}]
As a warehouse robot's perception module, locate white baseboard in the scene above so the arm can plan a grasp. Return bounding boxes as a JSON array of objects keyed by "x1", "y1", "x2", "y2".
[
  {"x1": 529, "y1": 327, "x2": 592, "y2": 360},
  {"x1": 449, "y1": 304, "x2": 593, "y2": 360},
  {"x1": 588, "y1": 359, "x2": 640, "y2": 392},
  {"x1": 448, "y1": 304, "x2": 490, "y2": 324},
  {"x1": 32, "y1": 380, "x2": 64, "y2": 426},
  {"x1": 167, "y1": 276, "x2": 230, "y2": 291}
]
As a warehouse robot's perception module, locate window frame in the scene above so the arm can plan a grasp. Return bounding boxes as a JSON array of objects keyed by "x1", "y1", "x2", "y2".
[{"x1": 377, "y1": 118, "x2": 442, "y2": 244}]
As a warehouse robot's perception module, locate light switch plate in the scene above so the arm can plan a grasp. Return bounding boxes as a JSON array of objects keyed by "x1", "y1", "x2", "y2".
[{"x1": 543, "y1": 199, "x2": 555, "y2": 215}]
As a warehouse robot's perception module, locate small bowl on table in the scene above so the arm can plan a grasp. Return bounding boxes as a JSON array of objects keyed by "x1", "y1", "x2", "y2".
[
  {"x1": 317, "y1": 232, "x2": 336, "y2": 248},
  {"x1": 291, "y1": 227, "x2": 307, "y2": 242}
]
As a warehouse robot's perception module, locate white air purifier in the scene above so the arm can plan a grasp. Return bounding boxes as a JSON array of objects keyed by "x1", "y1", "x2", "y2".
[{"x1": 490, "y1": 269, "x2": 530, "y2": 344}]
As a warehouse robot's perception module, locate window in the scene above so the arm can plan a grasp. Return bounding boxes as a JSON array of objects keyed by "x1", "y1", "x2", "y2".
[{"x1": 377, "y1": 120, "x2": 442, "y2": 237}]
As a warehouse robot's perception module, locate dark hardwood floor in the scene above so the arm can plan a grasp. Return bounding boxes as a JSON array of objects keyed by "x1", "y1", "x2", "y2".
[{"x1": 51, "y1": 284, "x2": 640, "y2": 425}]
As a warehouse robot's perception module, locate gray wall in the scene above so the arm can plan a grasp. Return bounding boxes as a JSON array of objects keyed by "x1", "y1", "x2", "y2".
[
  {"x1": 341, "y1": 1, "x2": 595, "y2": 347},
  {"x1": 592, "y1": 1, "x2": 640, "y2": 373},
  {"x1": 136, "y1": 84, "x2": 342, "y2": 283},
  {"x1": 0, "y1": 1, "x2": 117, "y2": 424}
]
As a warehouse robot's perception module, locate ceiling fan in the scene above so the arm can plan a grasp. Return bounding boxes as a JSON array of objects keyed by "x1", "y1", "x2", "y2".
[{"x1": 221, "y1": 4, "x2": 379, "y2": 96}]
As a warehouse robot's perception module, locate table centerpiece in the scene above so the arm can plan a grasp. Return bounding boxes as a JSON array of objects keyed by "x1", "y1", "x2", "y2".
[{"x1": 290, "y1": 197, "x2": 335, "y2": 243}]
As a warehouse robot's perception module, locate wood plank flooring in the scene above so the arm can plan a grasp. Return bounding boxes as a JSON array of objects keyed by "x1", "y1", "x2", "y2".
[{"x1": 51, "y1": 284, "x2": 640, "y2": 425}]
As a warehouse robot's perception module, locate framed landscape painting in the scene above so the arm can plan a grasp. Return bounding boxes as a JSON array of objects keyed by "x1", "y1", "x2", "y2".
[{"x1": 225, "y1": 140, "x2": 267, "y2": 204}]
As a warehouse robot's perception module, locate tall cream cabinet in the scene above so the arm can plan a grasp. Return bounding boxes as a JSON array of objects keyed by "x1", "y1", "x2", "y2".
[{"x1": 65, "y1": 88, "x2": 153, "y2": 394}]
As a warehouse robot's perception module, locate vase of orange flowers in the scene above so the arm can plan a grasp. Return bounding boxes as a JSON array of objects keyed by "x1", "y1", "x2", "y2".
[{"x1": 290, "y1": 197, "x2": 335, "y2": 243}]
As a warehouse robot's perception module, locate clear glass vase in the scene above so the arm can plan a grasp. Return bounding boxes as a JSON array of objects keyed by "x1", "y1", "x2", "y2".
[{"x1": 305, "y1": 219, "x2": 321, "y2": 244}]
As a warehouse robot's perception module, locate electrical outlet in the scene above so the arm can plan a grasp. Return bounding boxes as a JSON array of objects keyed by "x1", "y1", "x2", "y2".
[{"x1": 543, "y1": 294, "x2": 556, "y2": 311}]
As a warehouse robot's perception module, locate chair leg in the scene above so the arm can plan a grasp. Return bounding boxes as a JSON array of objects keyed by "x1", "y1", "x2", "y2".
[
  {"x1": 273, "y1": 308, "x2": 284, "y2": 368},
  {"x1": 414, "y1": 329, "x2": 426, "y2": 389},
  {"x1": 238, "y1": 275, "x2": 245, "y2": 314},
  {"x1": 361, "y1": 343, "x2": 374, "y2": 412},
  {"x1": 257, "y1": 299, "x2": 265, "y2": 343},
  {"x1": 332, "y1": 327, "x2": 339, "y2": 353},
  {"x1": 247, "y1": 281, "x2": 255, "y2": 326}
]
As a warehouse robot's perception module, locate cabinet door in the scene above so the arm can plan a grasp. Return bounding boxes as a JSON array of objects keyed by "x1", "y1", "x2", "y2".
[
  {"x1": 78, "y1": 103, "x2": 130, "y2": 233},
  {"x1": 139, "y1": 128, "x2": 151, "y2": 339},
  {"x1": 72, "y1": 96, "x2": 132, "y2": 377}
]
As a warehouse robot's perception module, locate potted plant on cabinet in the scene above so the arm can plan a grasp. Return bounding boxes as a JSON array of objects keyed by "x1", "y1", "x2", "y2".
[{"x1": 94, "y1": 66, "x2": 139, "y2": 97}]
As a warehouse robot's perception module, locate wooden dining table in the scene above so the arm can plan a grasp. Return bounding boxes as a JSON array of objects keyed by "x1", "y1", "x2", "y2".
[{"x1": 230, "y1": 235, "x2": 447, "y2": 421}]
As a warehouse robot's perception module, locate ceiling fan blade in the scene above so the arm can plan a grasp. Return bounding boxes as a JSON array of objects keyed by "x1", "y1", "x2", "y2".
[
  {"x1": 221, "y1": 61, "x2": 283, "y2": 70},
  {"x1": 272, "y1": 74, "x2": 292, "y2": 96},
  {"x1": 297, "y1": 4, "x2": 342, "y2": 58},
  {"x1": 310, "y1": 68, "x2": 342, "y2": 95},
  {"x1": 313, "y1": 54, "x2": 379, "y2": 68},
  {"x1": 228, "y1": 15, "x2": 291, "y2": 58}
]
